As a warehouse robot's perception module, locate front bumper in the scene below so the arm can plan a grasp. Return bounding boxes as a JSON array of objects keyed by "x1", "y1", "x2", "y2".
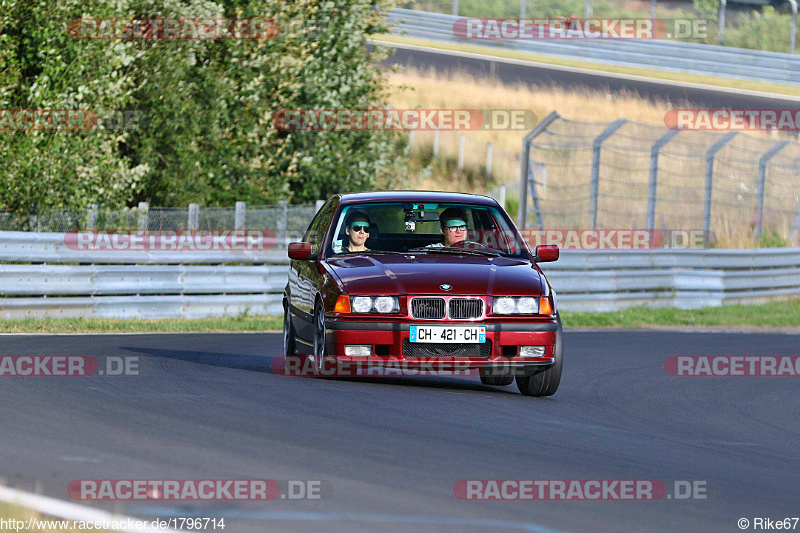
[{"x1": 323, "y1": 318, "x2": 558, "y2": 374}]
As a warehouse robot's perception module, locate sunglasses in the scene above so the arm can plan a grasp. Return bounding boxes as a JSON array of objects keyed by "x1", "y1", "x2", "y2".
[
  {"x1": 446, "y1": 225, "x2": 467, "y2": 231},
  {"x1": 350, "y1": 223, "x2": 370, "y2": 232}
]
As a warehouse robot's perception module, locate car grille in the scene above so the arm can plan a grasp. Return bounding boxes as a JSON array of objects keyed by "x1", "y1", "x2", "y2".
[
  {"x1": 402, "y1": 339, "x2": 492, "y2": 358},
  {"x1": 448, "y1": 298, "x2": 483, "y2": 319},
  {"x1": 410, "y1": 298, "x2": 446, "y2": 319}
]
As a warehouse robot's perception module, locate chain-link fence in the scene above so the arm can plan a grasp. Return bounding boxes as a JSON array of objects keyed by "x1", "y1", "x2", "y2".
[
  {"x1": 0, "y1": 202, "x2": 319, "y2": 247},
  {"x1": 516, "y1": 112, "x2": 800, "y2": 248}
]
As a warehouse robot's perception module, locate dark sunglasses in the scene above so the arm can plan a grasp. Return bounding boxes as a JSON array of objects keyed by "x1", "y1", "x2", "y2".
[{"x1": 350, "y1": 223, "x2": 370, "y2": 232}]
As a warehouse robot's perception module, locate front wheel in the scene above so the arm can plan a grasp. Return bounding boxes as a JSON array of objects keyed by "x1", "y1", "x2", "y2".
[
  {"x1": 312, "y1": 300, "x2": 327, "y2": 374},
  {"x1": 516, "y1": 315, "x2": 563, "y2": 397}
]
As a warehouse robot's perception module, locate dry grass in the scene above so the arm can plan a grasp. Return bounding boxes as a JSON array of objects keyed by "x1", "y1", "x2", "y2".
[{"x1": 385, "y1": 68, "x2": 800, "y2": 248}]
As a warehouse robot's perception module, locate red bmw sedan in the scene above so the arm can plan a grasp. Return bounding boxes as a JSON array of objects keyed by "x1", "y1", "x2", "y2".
[{"x1": 283, "y1": 191, "x2": 562, "y2": 396}]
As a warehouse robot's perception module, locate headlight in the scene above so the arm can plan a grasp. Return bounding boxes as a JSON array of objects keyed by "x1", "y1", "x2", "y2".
[
  {"x1": 493, "y1": 296, "x2": 541, "y2": 315},
  {"x1": 350, "y1": 295, "x2": 400, "y2": 314}
]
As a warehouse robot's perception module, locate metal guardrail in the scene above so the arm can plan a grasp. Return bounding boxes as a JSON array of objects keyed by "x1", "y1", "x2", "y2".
[
  {"x1": 387, "y1": 8, "x2": 800, "y2": 85},
  {"x1": 2, "y1": 231, "x2": 800, "y2": 316}
]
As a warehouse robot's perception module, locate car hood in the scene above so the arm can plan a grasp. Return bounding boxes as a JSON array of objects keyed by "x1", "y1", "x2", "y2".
[{"x1": 326, "y1": 253, "x2": 544, "y2": 296}]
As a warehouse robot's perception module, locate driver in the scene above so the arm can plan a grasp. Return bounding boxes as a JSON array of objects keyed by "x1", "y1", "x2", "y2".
[
  {"x1": 344, "y1": 211, "x2": 371, "y2": 252},
  {"x1": 430, "y1": 207, "x2": 468, "y2": 248}
]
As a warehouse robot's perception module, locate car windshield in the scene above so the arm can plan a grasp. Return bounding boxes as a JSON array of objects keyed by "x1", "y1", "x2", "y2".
[{"x1": 326, "y1": 201, "x2": 530, "y2": 258}]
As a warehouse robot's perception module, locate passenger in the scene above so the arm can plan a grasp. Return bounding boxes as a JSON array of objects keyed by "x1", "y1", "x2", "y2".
[{"x1": 344, "y1": 211, "x2": 371, "y2": 252}]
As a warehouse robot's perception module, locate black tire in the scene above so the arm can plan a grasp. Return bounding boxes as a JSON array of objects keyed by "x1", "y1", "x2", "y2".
[
  {"x1": 283, "y1": 304, "x2": 305, "y2": 373},
  {"x1": 516, "y1": 315, "x2": 563, "y2": 397},
  {"x1": 283, "y1": 304, "x2": 296, "y2": 356},
  {"x1": 312, "y1": 299, "x2": 326, "y2": 374},
  {"x1": 479, "y1": 367, "x2": 514, "y2": 386}
]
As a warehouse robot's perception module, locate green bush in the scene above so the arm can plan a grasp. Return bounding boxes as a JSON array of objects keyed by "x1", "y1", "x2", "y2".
[{"x1": 0, "y1": 0, "x2": 407, "y2": 211}]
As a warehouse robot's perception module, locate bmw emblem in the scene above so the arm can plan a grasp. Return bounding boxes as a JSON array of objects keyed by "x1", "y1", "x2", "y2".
[{"x1": 440, "y1": 284, "x2": 452, "y2": 291}]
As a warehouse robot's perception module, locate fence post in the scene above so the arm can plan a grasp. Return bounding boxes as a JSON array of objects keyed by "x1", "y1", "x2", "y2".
[
  {"x1": 235, "y1": 201, "x2": 246, "y2": 230},
  {"x1": 584, "y1": 0, "x2": 592, "y2": 18},
  {"x1": 452, "y1": 0, "x2": 458, "y2": 16},
  {"x1": 651, "y1": 0, "x2": 656, "y2": 19},
  {"x1": 518, "y1": 111, "x2": 560, "y2": 229},
  {"x1": 754, "y1": 140, "x2": 790, "y2": 242},
  {"x1": 458, "y1": 133, "x2": 465, "y2": 169},
  {"x1": 791, "y1": 199, "x2": 800, "y2": 245},
  {"x1": 137, "y1": 202, "x2": 149, "y2": 231},
  {"x1": 279, "y1": 200, "x2": 288, "y2": 246},
  {"x1": 589, "y1": 119, "x2": 627, "y2": 230},
  {"x1": 433, "y1": 129, "x2": 440, "y2": 156},
  {"x1": 520, "y1": 0, "x2": 526, "y2": 18},
  {"x1": 87, "y1": 204, "x2": 98, "y2": 230},
  {"x1": 719, "y1": 0, "x2": 727, "y2": 45},
  {"x1": 486, "y1": 142, "x2": 493, "y2": 177},
  {"x1": 789, "y1": 0, "x2": 797, "y2": 54},
  {"x1": 188, "y1": 203, "x2": 199, "y2": 230},
  {"x1": 528, "y1": 162, "x2": 545, "y2": 230},
  {"x1": 646, "y1": 130, "x2": 679, "y2": 230},
  {"x1": 703, "y1": 132, "x2": 738, "y2": 244}
]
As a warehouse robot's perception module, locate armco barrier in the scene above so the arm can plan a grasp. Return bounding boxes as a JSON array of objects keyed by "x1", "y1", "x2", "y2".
[
  {"x1": 386, "y1": 8, "x2": 800, "y2": 86},
  {"x1": 1, "y1": 230, "x2": 799, "y2": 317}
]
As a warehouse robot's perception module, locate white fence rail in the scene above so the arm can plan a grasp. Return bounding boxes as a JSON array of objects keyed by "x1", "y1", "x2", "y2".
[{"x1": 1, "y1": 231, "x2": 799, "y2": 317}]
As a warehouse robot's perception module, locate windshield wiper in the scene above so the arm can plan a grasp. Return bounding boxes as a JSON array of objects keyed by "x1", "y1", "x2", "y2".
[{"x1": 336, "y1": 250, "x2": 404, "y2": 255}]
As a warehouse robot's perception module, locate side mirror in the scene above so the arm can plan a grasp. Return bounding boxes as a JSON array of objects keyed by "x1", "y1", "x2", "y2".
[
  {"x1": 288, "y1": 242, "x2": 316, "y2": 260},
  {"x1": 535, "y1": 244, "x2": 559, "y2": 262}
]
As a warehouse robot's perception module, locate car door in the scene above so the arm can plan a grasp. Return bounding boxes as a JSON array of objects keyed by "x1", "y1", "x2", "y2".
[{"x1": 288, "y1": 198, "x2": 337, "y2": 343}]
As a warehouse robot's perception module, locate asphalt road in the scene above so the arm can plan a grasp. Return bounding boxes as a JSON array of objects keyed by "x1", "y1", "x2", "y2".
[
  {"x1": 378, "y1": 42, "x2": 800, "y2": 110},
  {"x1": 1, "y1": 331, "x2": 799, "y2": 532}
]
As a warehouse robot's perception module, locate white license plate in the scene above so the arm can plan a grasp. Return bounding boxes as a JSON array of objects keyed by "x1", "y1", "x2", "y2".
[{"x1": 409, "y1": 326, "x2": 486, "y2": 343}]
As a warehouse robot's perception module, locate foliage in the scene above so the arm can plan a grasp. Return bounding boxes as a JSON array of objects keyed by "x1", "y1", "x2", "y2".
[
  {"x1": 0, "y1": 0, "x2": 406, "y2": 211},
  {"x1": 724, "y1": 6, "x2": 795, "y2": 53}
]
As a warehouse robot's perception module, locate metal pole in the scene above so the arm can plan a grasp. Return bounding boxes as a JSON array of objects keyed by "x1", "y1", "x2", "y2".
[
  {"x1": 585, "y1": 0, "x2": 592, "y2": 18},
  {"x1": 529, "y1": 163, "x2": 545, "y2": 230},
  {"x1": 137, "y1": 202, "x2": 149, "y2": 231},
  {"x1": 452, "y1": 0, "x2": 458, "y2": 16},
  {"x1": 458, "y1": 133, "x2": 465, "y2": 169},
  {"x1": 433, "y1": 129, "x2": 440, "y2": 156},
  {"x1": 87, "y1": 204, "x2": 98, "y2": 230},
  {"x1": 791, "y1": 199, "x2": 800, "y2": 245},
  {"x1": 520, "y1": 0, "x2": 526, "y2": 18},
  {"x1": 518, "y1": 111, "x2": 560, "y2": 229},
  {"x1": 235, "y1": 201, "x2": 246, "y2": 230},
  {"x1": 789, "y1": 0, "x2": 797, "y2": 54},
  {"x1": 754, "y1": 140, "x2": 790, "y2": 242},
  {"x1": 646, "y1": 130, "x2": 679, "y2": 230},
  {"x1": 650, "y1": 0, "x2": 656, "y2": 20},
  {"x1": 486, "y1": 142, "x2": 493, "y2": 177},
  {"x1": 188, "y1": 203, "x2": 199, "y2": 230},
  {"x1": 719, "y1": 0, "x2": 727, "y2": 45},
  {"x1": 589, "y1": 119, "x2": 628, "y2": 230},
  {"x1": 703, "y1": 132, "x2": 738, "y2": 244}
]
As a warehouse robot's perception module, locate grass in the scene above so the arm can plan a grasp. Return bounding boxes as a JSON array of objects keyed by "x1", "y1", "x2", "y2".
[
  {"x1": 0, "y1": 503, "x2": 79, "y2": 532},
  {"x1": 2, "y1": 300, "x2": 799, "y2": 333},
  {"x1": 374, "y1": 34, "x2": 800, "y2": 97},
  {"x1": 0, "y1": 316, "x2": 282, "y2": 334},
  {"x1": 561, "y1": 298, "x2": 800, "y2": 328}
]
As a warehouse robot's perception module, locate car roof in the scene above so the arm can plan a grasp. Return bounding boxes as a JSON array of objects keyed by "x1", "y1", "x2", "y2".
[{"x1": 337, "y1": 191, "x2": 498, "y2": 206}]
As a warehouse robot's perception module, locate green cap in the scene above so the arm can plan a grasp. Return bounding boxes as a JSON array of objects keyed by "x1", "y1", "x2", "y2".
[{"x1": 444, "y1": 218, "x2": 467, "y2": 228}]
